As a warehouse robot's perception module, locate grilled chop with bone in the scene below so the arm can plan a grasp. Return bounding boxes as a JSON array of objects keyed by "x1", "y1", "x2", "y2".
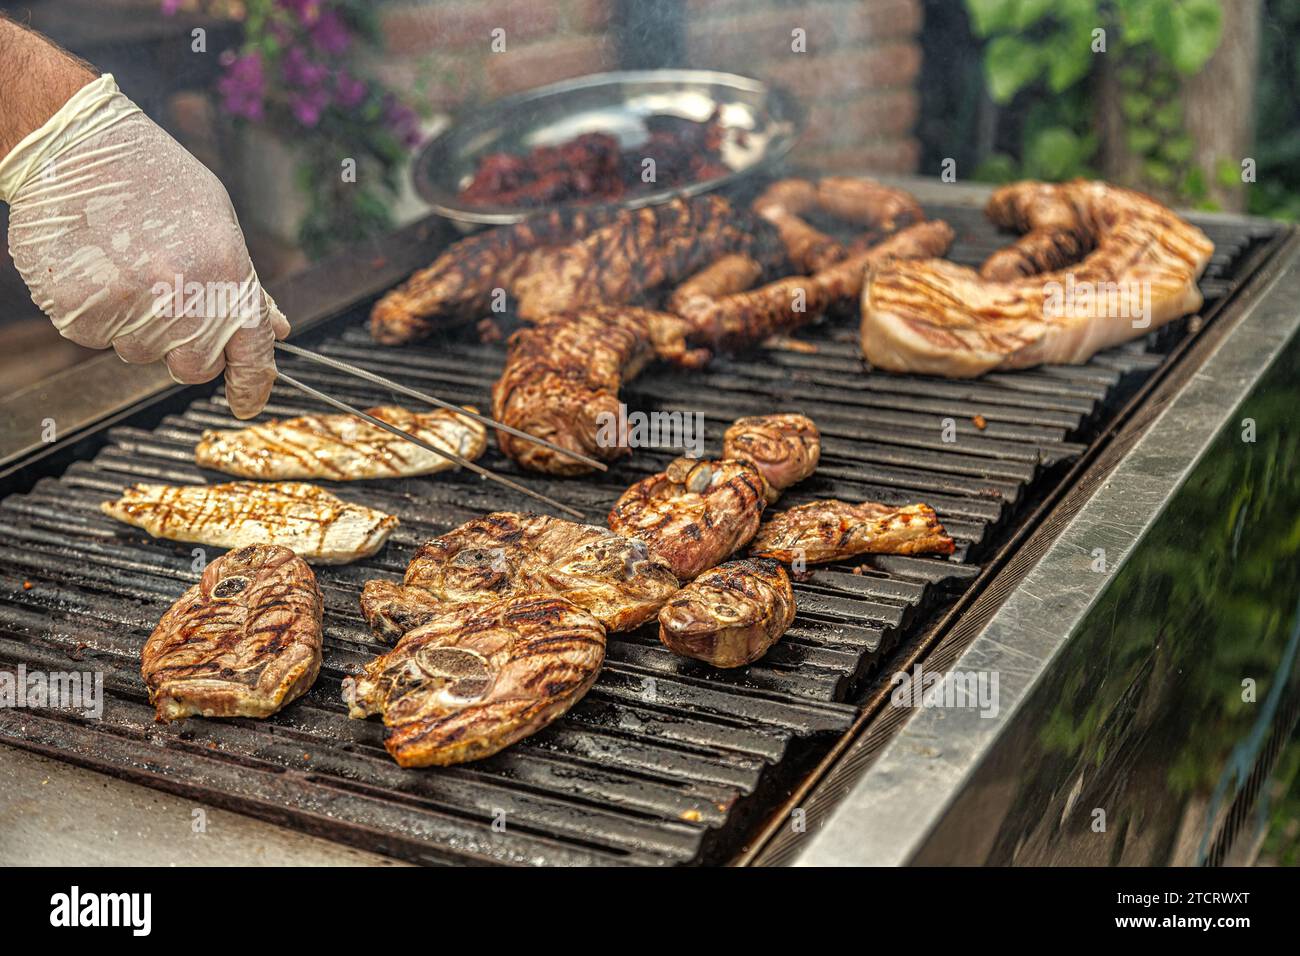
[
  {"x1": 608, "y1": 457, "x2": 769, "y2": 580},
  {"x1": 343, "y1": 594, "x2": 605, "y2": 767},
  {"x1": 142, "y1": 545, "x2": 323, "y2": 721},
  {"x1": 860, "y1": 180, "x2": 1215, "y2": 377},
  {"x1": 359, "y1": 511, "x2": 679, "y2": 642}
]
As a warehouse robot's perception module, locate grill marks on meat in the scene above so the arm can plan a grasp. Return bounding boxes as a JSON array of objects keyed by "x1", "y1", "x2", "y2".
[
  {"x1": 343, "y1": 594, "x2": 605, "y2": 767},
  {"x1": 369, "y1": 205, "x2": 621, "y2": 344},
  {"x1": 361, "y1": 512, "x2": 679, "y2": 639},
  {"x1": 142, "y1": 545, "x2": 323, "y2": 721},
  {"x1": 508, "y1": 196, "x2": 778, "y2": 321},
  {"x1": 860, "y1": 180, "x2": 1215, "y2": 377},
  {"x1": 666, "y1": 253, "x2": 763, "y2": 315},
  {"x1": 491, "y1": 306, "x2": 707, "y2": 475},
  {"x1": 102, "y1": 481, "x2": 398, "y2": 564},
  {"x1": 658, "y1": 558, "x2": 795, "y2": 668},
  {"x1": 723, "y1": 414, "x2": 820, "y2": 502},
  {"x1": 674, "y1": 220, "x2": 955, "y2": 353},
  {"x1": 752, "y1": 177, "x2": 926, "y2": 272},
  {"x1": 608, "y1": 457, "x2": 769, "y2": 580},
  {"x1": 750, "y1": 500, "x2": 955, "y2": 564},
  {"x1": 194, "y1": 405, "x2": 487, "y2": 481}
]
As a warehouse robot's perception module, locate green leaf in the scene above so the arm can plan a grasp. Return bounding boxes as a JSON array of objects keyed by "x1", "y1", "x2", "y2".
[
  {"x1": 1127, "y1": 127, "x2": 1159, "y2": 155},
  {"x1": 1163, "y1": 134, "x2": 1194, "y2": 163},
  {"x1": 973, "y1": 152, "x2": 1020, "y2": 183},
  {"x1": 965, "y1": 0, "x2": 1021, "y2": 37},
  {"x1": 1152, "y1": 100, "x2": 1183, "y2": 131},
  {"x1": 1011, "y1": 0, "x2": 1055, "y2": 30},
  {"x1": 1143, "y1": 158, "x2": 1175, "y2": 185},
  {"x1": 984, "y1": 35, "x2": 1044, "y2": 102},
  {"x1": 1026, "y1": 126, "x2": 1090, "y2": 179},
  {"x1": 1122, "y1": 92, "x2": 1154, "y2": 120},
  {"x1": 1153, "y1": 0, "x2": 1223, "y2": 74}
]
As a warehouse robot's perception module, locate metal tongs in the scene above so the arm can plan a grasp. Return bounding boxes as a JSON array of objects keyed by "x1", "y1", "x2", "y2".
[{"x1": 270, "y1": 341, "x2": 601, "y2": 520}]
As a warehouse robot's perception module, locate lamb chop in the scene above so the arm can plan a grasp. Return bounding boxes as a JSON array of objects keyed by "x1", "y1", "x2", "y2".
[
  {"x1": 860, "y1": 180, "x2": 1214, "y2": 377},
  {"x1": 657, "y1": 558, "x2": 795, "y2": 668},
  {"x1": 723, "y1": 413, "x2": 820, "y2": 502},
  {"x1": 195, "y1": 405, "x2": 486, "y2": 481},
  {"x1": 360, "y1": 512, "x2": 679, "y2": 641},
  {"x1": 749, "y1": 500, "x2": 955, "y2": 564},
  {"x1": 343, "y1": 594, "x2": 605, "y2": 767},
  {"x1": 608, "y1": 457, "x2": 769, "y2": 580},
  {"x1": 142, "y1": 545, "x2": 323, "y2": 721},
  {"x1": 102, "y1": 481, "x2": 398, "y2": 564}
]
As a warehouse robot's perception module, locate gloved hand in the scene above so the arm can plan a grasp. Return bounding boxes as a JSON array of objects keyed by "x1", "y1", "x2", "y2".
[{"x1": 0, "y1": 73, "x2": 288, "y2": 418}]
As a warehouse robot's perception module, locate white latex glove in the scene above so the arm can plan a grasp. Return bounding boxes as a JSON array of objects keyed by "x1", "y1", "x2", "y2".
[{"x1": 0, "y1": 74, "x2": 288, "y2": 418}]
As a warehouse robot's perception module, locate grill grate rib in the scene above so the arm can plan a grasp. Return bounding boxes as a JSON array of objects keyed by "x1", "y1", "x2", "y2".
[{"x1": 0, "y1": 201, "x2": 1279, "y2": 865}]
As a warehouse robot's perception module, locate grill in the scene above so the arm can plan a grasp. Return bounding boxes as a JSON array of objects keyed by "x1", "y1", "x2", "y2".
[{"x1": 0, "y1": 195, "x2": 1284, "y2": 866}]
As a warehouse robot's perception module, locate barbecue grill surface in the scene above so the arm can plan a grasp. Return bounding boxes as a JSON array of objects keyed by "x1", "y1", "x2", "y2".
[{"x1": 0, "y1": 201, "x2": 1279, "y2": 865}]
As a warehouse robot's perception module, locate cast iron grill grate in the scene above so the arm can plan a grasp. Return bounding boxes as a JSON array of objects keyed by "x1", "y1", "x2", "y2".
[{"x1": 0, "y1": 202, "x2": 1280, "y2": 865}]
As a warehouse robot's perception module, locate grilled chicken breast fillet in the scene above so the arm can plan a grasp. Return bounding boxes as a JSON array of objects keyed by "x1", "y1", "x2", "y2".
[
  {"x1": 195, "y1": 405, "x2": 487, "y2": 481},
  {"x1": 360, "y1": 512, "x2": 679, "y2": 641},
  {"x1": 860, "y1": 180, "x2": 1215, "y2": 377},
  {"x1": 658, "y1": 558, "x2": 795, "y2": 668},
  {"x1": 102, "y1": 481, "x2": 399, "y2": 564},
  {"x1": 723, "y1": 414, "x2": 821, "y2": 502},
  {"x1": 608, "y1": 457, "x2": 769, "y2": 580},
  {"x1": 750, "y1": 500, "x2": 955, "y2": 564},
  {"x1": 343, "y1": 594, "x2": 605, "y2": 767},
  {"x1": 142, "y1": 545, "x2": 323, "y2": 721}
]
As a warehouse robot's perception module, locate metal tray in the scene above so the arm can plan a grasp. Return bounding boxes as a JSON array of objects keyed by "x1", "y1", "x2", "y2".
[{"x1": 411, "y1": 69, "x2": 802, "y2": 225}]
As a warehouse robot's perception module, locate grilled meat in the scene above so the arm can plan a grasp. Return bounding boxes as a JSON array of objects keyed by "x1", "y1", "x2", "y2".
[
  {"x1": 195, "y1": 405, "x2": 487, "y2": 481},
  {"x1": 860, "y1": 180, "x2": 1215, "y2": 377},
  {"x1": 657, "y1": 558, "x2": 795, "y2": 668},
  {"x1": 723, "y1": 414, "x2": 820, "y2": 502},
  {"x1": 102, "y1": 481, "x2": 398, "y2": 564},
  {"x1": 509, "y1": 195, "x2": 777, "y2": 321},
  {"x1": 376, "y1": 512, "x2": 679, "y2": 635},
  {"x1": 342, "y1": 594, "x2": 606, "y2": 767},
  {"x1": 750, "y1": 500, "x2": 955, "y2": 564},
  {"x1": 674, "y1": 220, "x2": 954, "y2": 352},
  {"x1": 752, "y1": 176, "x2": 926, "y2": 272},
  {"x1": 666, "y1": 253, "x2": 763, "y2": 315},
  {"x1": 142, "y1": 544, "x2": 323, "y2": 721},
  {"x1": 492, "y1": 306, "x2": 707, "y2": 475},
  {"x1": 369, "y1": 204, "x2": 621, "y2": 344},
  {"x1": 358, "y1": 579, "x2": 445, "y2": 645},
  {"x1": 608, "y1": 457, "x2": 769, "y2": 580}
]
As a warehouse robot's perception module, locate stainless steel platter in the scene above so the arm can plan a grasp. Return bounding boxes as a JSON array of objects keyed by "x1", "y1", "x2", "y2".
[{"x1": 411, "y1": 69, "x2": 803, "y2": 225}]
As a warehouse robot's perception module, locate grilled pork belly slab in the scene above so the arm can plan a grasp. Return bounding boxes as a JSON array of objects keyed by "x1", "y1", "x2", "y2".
[
  {"x1": 860, "y1": 180, "x2": 1215, "y2": 377},
  {"x1": 608, "y1": 457, "x2": 769, "y2": 580},
  {"x1": 657, "y1": 558, "x2": 795, "y2": 668},
  {"x1": 195, "y1": 405, "x2": 487, "y2": 481},
  {"x1": 723, "y1": 414, "x2": 820, "y2": 502},
  {"x1": 342, "y1": 594, "x2": 605, "y2": 767},
  {"x1": 389, "y1": 512, "x2": 680, "y2": 634},
  {"x1": 143, "y1": 545, "x2": 323, "y2": 721},
  {"x1": 102, "y1": 481, "x2": 398, "y2": 564},
  {"x1": 750, "y1": 500, "x2": 955, "y2": 564}
]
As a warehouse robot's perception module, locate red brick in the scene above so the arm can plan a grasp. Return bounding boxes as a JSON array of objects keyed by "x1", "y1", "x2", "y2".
[
  {"x1": 485, "y1": 36, "x2": 617, "y2": 96},
  {"x1": 684, "y1": 0, "x2": 921, "y2": 67},
  {"x1": 382, "y1": 1, "x2": 560, "y2": 57},
  {"x1": 797, "y1": 137, "x2": 921, "y2": 175},
  {"x1": 762, "y1": 44, "x2": 922, "y2": 101},
  {"x1": 568, "y1": 0, "x2": 613, "y2": 32},
  {"x1": 802, "y1": 88, "x2": 920, "y2": 147}
]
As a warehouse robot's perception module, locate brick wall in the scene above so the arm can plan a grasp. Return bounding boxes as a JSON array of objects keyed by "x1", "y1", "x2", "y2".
[{"x1": 373, "y1": 0, "x2": 923, "y2": 175}]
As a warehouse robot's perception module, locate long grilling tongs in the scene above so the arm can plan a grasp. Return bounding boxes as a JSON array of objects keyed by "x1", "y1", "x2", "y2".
[{"x1": 270, "y1": 341, "x2": 603, "y2": 520}]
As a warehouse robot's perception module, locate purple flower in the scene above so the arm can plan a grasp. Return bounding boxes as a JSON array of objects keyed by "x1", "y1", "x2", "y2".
[
  {"x1": 310, "y1": 9, "x2": 351, "y2": 56},
  {"x1": 383, "y1": 95, "x2": 421, "y2": 149},
  {"x1": 335, "y1": 70, "x2": 368, "y2": 108},
  {"x1": 160, "y1": 0, "x2": 184, "y2": 15},
  {"x1": 217, "y1": 52, "x2": 267, "y2": 121},
  {"x1": 290, "y1": 88, "x2": 331, "y2": 127},
  {"x1": 281, "y1": 46, "x2": 330, "y2": 90}
]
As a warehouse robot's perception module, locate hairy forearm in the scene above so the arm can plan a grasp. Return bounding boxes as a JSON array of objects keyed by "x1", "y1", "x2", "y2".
[{"x1": 0, "y1": 14, "x2": 97, "y2": 158}]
